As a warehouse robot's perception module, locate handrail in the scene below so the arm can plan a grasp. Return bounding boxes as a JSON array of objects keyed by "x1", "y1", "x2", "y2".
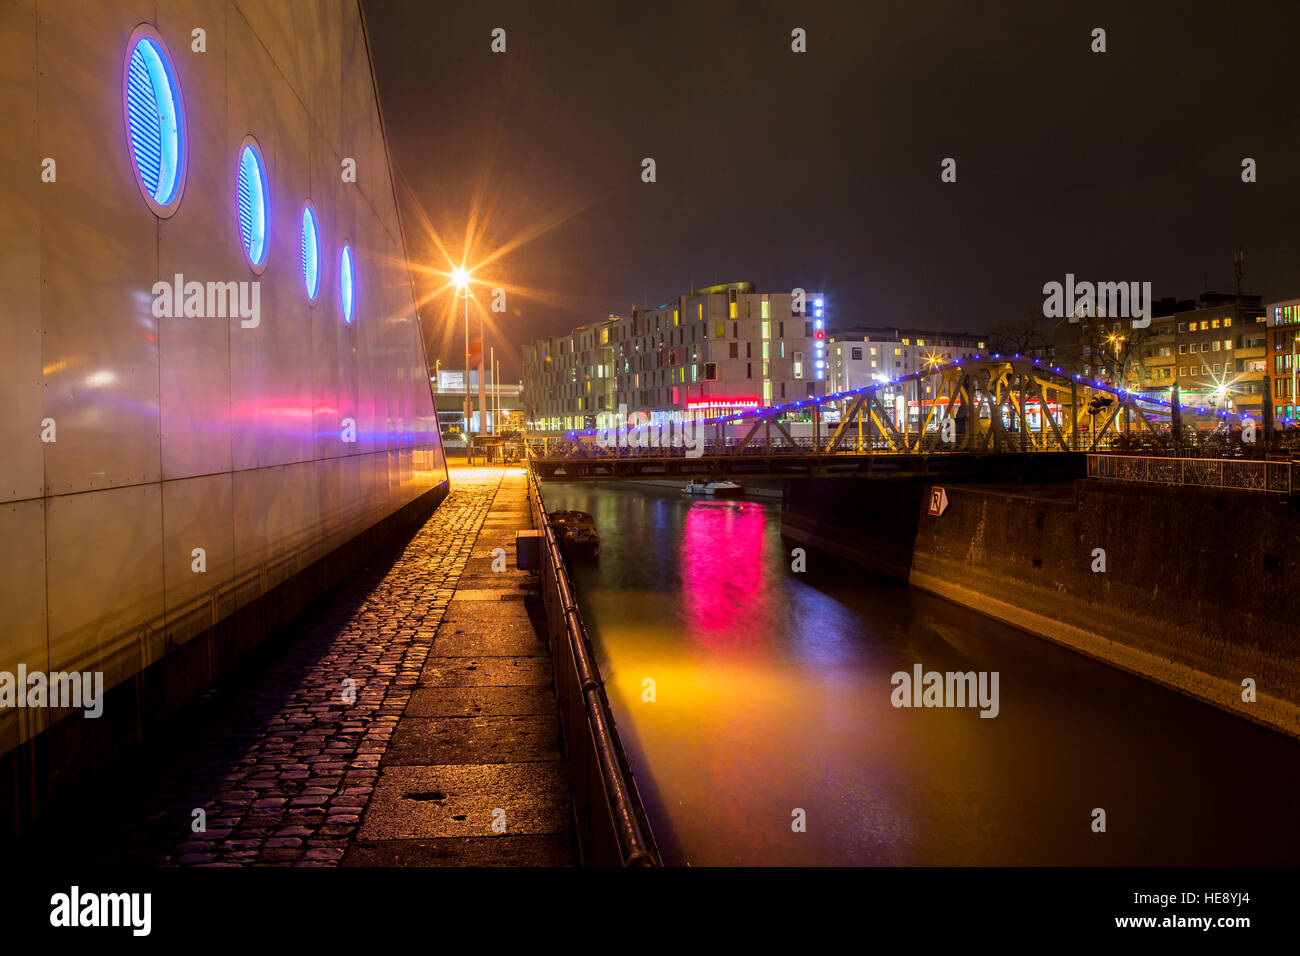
[
  {"x1": 526, "y1": 466, "x2": 661, "y2": 866},
  {"x1": 1087, "y1": 453, "x2": 1293, "y2": 495}
]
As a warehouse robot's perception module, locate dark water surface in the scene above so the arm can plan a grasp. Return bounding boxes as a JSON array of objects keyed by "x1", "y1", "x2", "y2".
[{"x1": 540, "y1": 480, "x2": 1300, "y2": 866}]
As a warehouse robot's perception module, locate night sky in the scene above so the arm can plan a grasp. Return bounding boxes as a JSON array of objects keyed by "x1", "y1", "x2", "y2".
[{"x1": 363, "y1": 0, "x2": 1300, "y2": 378}]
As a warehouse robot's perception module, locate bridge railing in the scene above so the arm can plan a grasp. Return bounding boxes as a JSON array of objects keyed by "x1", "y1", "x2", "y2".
[
  {"x1": 1087, "y1": 454, "x2": 1294, "y2": 494},
  {"x1": 527, "y1": 432, "x2": 1135, "y2": 460},
  {"x1": 527, "y1": 356, "x2": 1188, "y2": 461},
  {"x1": 525, "y1": 467, "x2": 661, "y2": 866}
]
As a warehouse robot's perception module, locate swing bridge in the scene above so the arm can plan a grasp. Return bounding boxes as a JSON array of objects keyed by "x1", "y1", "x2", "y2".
[{"x1": 524, "y1": 355, "x2": 1181, "y2": 481}]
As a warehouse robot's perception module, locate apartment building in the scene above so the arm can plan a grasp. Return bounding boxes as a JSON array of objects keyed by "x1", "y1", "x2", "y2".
[
  {"x1": 521, "y1": 318, "x2": 618, "y2": 432},
  {"x1": 826, "y1": 327, "x2": 987, "y2": 393},
  {"x1": 1055, "y1": 292, "x2": 1268, "y2": 418},
  {"x1": 522, "y1": 283, "x2": 825, "y2": 431},
  {"x1": 1266, "y1": 298, "x2": 1300, "y2": 420}
]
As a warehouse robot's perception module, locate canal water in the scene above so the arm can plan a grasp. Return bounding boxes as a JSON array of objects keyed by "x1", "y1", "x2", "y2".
[{"x1": 539, "y1": 480, "x2": 1300, "y2": 866}]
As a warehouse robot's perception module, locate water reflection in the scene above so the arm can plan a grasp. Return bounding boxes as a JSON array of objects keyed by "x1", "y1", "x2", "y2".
[
  {"x1": 680, "y1": 502, "x2": 769, "y2": 643},
  {"x1": 542, "y1": 480, "x2": 1300, "y2": 867}
]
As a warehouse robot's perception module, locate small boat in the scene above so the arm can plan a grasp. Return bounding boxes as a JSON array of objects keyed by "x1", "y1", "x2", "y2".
[
  {"x1": 548, "y1": 509, "x2": 600, "y2": 559},
  {"x1": 682, "y1": 479, "x2": 745, "y2": 498}
]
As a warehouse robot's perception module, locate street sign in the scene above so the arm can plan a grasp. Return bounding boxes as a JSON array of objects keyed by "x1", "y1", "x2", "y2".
[{"x1": 929, "y1": 486, "x2": 949, "y2": 516}]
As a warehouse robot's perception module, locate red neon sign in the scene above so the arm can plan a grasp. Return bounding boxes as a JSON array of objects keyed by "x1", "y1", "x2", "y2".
[{"x1": 686, "y1": 398, "x2": 761, "y2": 409}]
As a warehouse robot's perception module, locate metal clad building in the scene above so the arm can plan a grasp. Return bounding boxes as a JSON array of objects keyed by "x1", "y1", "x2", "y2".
[{"x1": 0, "y1": 0, "x2": 445, "y2": 792}]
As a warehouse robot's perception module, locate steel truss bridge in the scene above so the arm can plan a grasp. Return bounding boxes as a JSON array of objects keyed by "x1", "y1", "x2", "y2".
[{"x1": 526, "y1": 356, "x2": 1180, "y2": 480}]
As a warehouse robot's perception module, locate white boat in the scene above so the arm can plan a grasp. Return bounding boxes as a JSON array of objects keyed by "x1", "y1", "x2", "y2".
[{"x1": 682, "y1": 479, "x2": 745, "y2": 498}]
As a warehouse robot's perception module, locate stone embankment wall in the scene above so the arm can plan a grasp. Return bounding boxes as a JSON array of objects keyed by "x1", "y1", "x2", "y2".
[{"x1": 782, "y1": 477, "x2": 1300, "y2": 738}]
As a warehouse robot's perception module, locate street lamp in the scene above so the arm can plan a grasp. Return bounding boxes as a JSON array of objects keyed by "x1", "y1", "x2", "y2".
[
  {"x1": 455, "y1": 269, "x2": 474, "y2": 441},
  {"x1": 1214, "y1": 383, "x2": 1231, "y2": 433}
]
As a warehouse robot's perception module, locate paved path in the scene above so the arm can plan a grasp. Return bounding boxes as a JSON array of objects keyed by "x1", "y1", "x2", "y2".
[
  {"x1": 345, "y1": 469, "x2": 574, "y2": 865},
  {"x1": 31, "y1": 466, "x2": 574, "y2": 866}
]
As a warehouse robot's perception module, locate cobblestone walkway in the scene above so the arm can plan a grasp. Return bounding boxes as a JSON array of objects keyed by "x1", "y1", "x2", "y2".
[{"x1": 38, "y1": 468, "x2": 514, "y2": 866}]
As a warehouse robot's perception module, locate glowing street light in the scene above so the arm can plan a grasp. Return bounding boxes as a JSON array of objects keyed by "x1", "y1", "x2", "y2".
[{"x1": 454, "y1": 265, "x2": 476, "y2": 438}]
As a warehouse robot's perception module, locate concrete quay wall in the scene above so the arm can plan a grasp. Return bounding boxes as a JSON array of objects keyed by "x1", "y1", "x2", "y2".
[{"x1": 781, "y1": 476, "x2": 1300, "y2": 737}]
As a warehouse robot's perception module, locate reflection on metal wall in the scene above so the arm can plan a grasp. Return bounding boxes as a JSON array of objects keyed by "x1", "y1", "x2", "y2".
[{"x1": 0, "y1": 0, "x2": 446, "y2": 756}]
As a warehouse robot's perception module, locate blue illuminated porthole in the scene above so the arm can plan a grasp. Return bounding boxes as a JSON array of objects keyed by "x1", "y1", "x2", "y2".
[
  {"x1": 122, "y1": 26, "x2": 186, "y2": 216},
  {"x1": 340, "y1": 245, "x2": 355, "y2": 323},
  {"x1": 236, "y1": 138, "x2": 269, "y2": 271},
  {"x1": 300, "y1": 204, "x2": 320, "y2": 301}
]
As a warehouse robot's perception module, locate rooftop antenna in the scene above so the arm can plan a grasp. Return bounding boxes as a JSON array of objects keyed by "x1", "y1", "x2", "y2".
[{"x1": 1234, "y1": 246, "x2": 1245, "y2": 299}]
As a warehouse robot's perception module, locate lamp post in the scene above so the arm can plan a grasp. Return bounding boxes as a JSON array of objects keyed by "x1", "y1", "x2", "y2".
[{"x1": 453, "y1": 268, "x2": 476, "y2": 449}]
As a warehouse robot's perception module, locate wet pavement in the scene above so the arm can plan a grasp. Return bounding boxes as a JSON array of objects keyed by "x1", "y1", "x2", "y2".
[{"x1": 27, "y1": 466, "x2": 574, "y2": 866}]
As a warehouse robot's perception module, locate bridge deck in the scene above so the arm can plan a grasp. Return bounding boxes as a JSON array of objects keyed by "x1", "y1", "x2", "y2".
[{"x1": 529, "y1": 451, "x2": 1088, "y2": 482}]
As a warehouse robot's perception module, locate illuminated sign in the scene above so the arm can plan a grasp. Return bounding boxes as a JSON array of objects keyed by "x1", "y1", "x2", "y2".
[{"x1": 686, "y1": 398, "x2": 761, "y2": 410}]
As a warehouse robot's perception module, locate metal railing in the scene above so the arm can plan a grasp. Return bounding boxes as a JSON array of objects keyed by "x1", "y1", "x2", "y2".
[
  {"x1": 525, "y1": 467, "x2": 661, "y2": 866},
  {"x1": 1087, "y1": 454, "x2": 1294, "y2": 494}
]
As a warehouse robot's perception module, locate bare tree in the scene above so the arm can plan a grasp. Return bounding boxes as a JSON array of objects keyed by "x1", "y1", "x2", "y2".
[{"x1": 987, "y1": 309, "x2": 1052, "y2": 355}]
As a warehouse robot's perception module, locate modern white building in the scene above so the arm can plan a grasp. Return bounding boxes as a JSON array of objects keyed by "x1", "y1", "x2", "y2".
[
  {"x1": 523, "y1": 283, "x2": 827, "y2": 431},
  {"x1": 827, "y1": 326, "x2": 987, "y2": 392}
]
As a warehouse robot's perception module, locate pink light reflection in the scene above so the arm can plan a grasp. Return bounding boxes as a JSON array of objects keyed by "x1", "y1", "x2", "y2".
[{"x1": 679, "y1": 502, "x2": 771, "y2": 646}]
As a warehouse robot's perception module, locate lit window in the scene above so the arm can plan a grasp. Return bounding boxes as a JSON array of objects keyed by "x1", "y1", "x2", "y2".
[
  {"x1": 300, "y1": 205, "x2": 320, "y2": 300},
  {"x1": 123, "y1": 27, "x2": 186, "y2": 215},
  {"x1": 761, "y1": 300, "x2": 770, "y2": 319},
  {"x1": 894, "y1": 347, "x2": 902, "y2": 355},
  {"x1": 917, "y1": 339, "x2": 925, "y2": 346},
  {"x1": 340, "y1": 244, "x2": 354, "y2": 323},
  {"x1": 236, "y1": 140, "x2": 269, "y2": 269}
]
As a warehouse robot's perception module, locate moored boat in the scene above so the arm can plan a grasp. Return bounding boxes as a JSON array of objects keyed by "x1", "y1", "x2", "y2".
[
  {"x1": 548, "y1": 509, "x2": 600, "y2": 559},
  {"x1": 682, "y1": 479, "x2": 745, "y2": 498}
]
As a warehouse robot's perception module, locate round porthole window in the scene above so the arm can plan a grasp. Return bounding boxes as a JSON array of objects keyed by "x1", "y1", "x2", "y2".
[
  {"x1": 236, "y1": 138, "x2": 269, "y2": 271},
  {"x1": 301, "y1": 204, "x2": 320, "y2": 301},
  {"x1": 123, "y1": 26, "x2": 186, "y2": 216},
  {"x1": 340, "y1": 244, "x2": 355, "y2": 324}
]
